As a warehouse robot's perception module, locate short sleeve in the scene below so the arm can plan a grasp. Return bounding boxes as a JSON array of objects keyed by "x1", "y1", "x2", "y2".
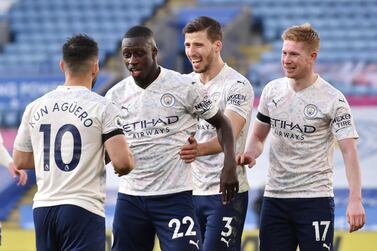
[
  {"x1": 225, "y1": 80, "x2": 254, "y2": 119},
  {"x1": 187, "y1": 82, "x2": 219, "y2": 120},
  {"x1": 14, "y1": 105, "x2": 33, "y2": 152},
  {"x1": 257, "y1": 83, "x2": 271, "y2": 121},
  {"x1": 102, "y1": 101, "x2": 124, "y2": 134},
  {"x1": 330, "y1": 94, "x2": 358, "y2": 140}
]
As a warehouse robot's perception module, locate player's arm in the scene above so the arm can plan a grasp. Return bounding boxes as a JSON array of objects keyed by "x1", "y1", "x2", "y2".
[
  {"x1": 179, "y1": 109, "x2": 244, "y2": 162},
  {"x1": 13, "y1": 149, "x2": 34, "y2": 170},
  {"x1": 104, "y1": 131, "x2": 134, "y2": 177},
  {"x1": 0, "y1": 144, "x2": 28, "y2": 186},
  {"x1": 202, "y1": 109, "x2": 245, "y2": 156},
  {"x1": 338, "y1": 138, "x2": 366, "y2": 233},
  {"x1": 236, "y1": 114, "x2": 270, "y2": 167},
  {"x1": 205, "y1": 110, "x2": 238, "y2": 204}
]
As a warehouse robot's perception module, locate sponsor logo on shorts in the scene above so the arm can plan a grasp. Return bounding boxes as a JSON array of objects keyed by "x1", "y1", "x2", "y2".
[{"x1": 189, "y1": 240, "x2": 199, "y2": 250}]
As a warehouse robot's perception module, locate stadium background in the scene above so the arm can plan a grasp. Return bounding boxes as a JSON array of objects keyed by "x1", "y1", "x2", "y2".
[{"x1": 0, "y1": 0, "x2": 376, "y2": 250}]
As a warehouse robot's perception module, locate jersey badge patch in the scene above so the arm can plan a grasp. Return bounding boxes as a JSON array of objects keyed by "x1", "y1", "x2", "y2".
[
  {"x1": 304, "y1": 104, "x2": 318, "y2": 118},
  {"x1": 161, "y1": 93, "x2": 175, "y2": 107}
]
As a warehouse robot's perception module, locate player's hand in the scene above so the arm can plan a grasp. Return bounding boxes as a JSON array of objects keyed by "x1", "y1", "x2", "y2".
[
  {"x1": 179, "y1": 134, "x2": 198, "y2": 164},
  {"x1": 347, "y1": 199, "x2": 366, "y2": 232},
  {"x1": 235, "y1": 153, "x2": 256, "y2": 168},
  {"x1": 219, "y1": 158, "x2": 239, "y2": 205},
  {"x1": 8, "y1": 162, "x2": 28, "y2": 186}
]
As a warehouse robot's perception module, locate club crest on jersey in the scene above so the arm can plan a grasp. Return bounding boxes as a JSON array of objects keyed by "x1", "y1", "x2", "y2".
[
  {"x1": 160, "y1": 93, "x2": 175, "y2": 107},
  {"x1": 211, "y1": 92, "x2": 221, "y2": 103},
  {"x1": 115, "y1": 116, "x2": 123, "y2": 128},
  {"x1": 304, "y1": 104, "x2": 318, "y2": 118}
]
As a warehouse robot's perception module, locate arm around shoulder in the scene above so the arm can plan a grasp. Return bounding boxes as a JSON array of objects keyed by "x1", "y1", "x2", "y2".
[{"x1": 105, "y1": 134, "x2": 134, "y2": 176}]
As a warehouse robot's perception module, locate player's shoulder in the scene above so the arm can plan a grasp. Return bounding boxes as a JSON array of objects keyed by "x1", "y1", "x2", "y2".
[
  {"x1": 162, "y1": 67, "x2": 197, "y2": 86},
  {"x1": 263, "y1": 77, "x2": 286, "y2": 93},
  {"x1": 223, "y1": 66, "x2": 254, "y2": 96},
  {"x1": 224, "y1": 65, "x2": 251, "y2": 85},
  {"x1": 315, "y1": 76, "x2": 346, "y2": 100},
  {"x1": 106, "y1": 76, "x2": 132, "y2": 94},
  {"x1": 24, "y1": 88, "x2": 57, "y2": 111},
  {"x1": 158, "y1": 67, "x2": 201, "y2": 96}
]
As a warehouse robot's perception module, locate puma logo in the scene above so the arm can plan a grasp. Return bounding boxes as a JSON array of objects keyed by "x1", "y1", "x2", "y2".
[
  {"x1": 189, "y1": 240, "x2": 199, "y2": 250},
  {"x1": 121, "y1": 105, "x2": 129, "y2": 112},
  {"x1": 272, "y1": 99, "x2": 278, "y2": 107},
  {"x1": 221, "y1": 237, "x2": 230, "y2": 247},
  {"x1": 323, "y1": 243, "x2": 331, "y2": 251}
]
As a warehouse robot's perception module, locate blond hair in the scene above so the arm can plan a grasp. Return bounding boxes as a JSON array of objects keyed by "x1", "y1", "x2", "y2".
[{"x1": 282, "y1": 23, "x2": 320, "y2": 53}]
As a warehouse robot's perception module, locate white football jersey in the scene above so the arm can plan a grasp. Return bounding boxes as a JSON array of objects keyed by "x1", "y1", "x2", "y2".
[
  {"x1": 14, "y1": 86, "x2": 123, "y2": 217},
  {"x1": 106, "y1": 67, "x2": 218, "y2": 196},
  {"x1": 190, "y1": 64, "x2": 254, "y2": 195},
  {"x1": 258, "y1": 76, "x2": 358, "y2": 198}
]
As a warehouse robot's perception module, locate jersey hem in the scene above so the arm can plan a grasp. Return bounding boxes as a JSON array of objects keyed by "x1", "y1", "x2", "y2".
[
  {"x1": 118, "y1": 187, "x2": 193, "y2": 196},
  {"x1": 193, "y1": 185, "x2": 249, "y2": 196},
  {"x1": 33, "y1": 200, "x2": 105, "y2": 217},
  {"x1": 264, "y1": 191, "x2": 334, "y2": 198}
]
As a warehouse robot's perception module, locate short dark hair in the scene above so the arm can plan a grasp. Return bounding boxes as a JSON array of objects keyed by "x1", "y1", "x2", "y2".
[
  {"x1": 62, "y1": 34, "x2": 98, "y2": 74},
  {"x1": 182, "y1": 16, "x2": 223, "y2": 42},
  {"x1": 123, "y1": 25, "x2": 154, "y2": 39},
  {"x1": 123, "y1": 25, "x2": 157, "y2": 50}
]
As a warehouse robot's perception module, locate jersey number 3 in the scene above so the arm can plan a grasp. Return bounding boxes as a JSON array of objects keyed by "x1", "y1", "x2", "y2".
[{"x1": 40, "y1": 124, "x2": 82, "y2": 172}]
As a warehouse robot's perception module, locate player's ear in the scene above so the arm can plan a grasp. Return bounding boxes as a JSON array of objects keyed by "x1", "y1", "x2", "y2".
[
  {"x1": 59, "y1": 59, "x2": 65, "y2": 73},
  {"x1": 215, "y1": 40, "x2": 222, "y2": 52},
  {"x1": 92, "y1": 60, "x2": 99, "y2": 76},
  {"x1": 152, "y1": 47, "x2": 158, "y2": 58},
  {"x1": 310, "y1": 51, "x2": 318, "y2": 62}
]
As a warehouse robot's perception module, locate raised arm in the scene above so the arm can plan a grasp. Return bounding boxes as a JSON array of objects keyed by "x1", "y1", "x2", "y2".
[{"x1": 338, "y1": 138, "x2": 365, "y2": 232}]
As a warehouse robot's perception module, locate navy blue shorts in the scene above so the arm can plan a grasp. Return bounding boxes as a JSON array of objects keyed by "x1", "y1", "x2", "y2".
[
  {"x1": 260, "y1": 197, "x2": 335, "y2": 251},
  {"x1": 33, "y1": 204, "x2": 105, "y2": 251},
  {"x1": 112, "y1": 191, "x2": 202, "y2": 251},
  {"x1": 193, "y1": 191, "x2": 248, "y2": 251}
]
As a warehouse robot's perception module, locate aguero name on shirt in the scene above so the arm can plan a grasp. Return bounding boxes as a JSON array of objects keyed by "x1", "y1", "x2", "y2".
[{"x1": 28, "y1": 101, "x2": 93, "y2": 129}]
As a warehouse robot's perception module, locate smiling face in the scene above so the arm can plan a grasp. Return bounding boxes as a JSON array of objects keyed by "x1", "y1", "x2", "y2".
[
  {"x1": 121, "y1": 36, "x2": 157, "y2": 84},
  {"x1": 281, "y1": 40, "x2": 316, "y2": 80},
  {"x1": 184, "y1": 30, "x2": 220, "y2": 73}
]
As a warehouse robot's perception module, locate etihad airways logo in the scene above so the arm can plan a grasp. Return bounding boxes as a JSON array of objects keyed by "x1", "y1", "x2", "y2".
[
  {"x1": 271, "y1": 118, "x2": 316, "y2": 133},
  {"x1": 122, "y1": 116, "x2": 179, "y2": 132}
]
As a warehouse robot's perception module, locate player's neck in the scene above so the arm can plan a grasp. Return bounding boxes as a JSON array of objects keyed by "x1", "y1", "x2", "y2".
[
  {"x1": 199, "y1": 58, "x2": 225, "y2": 84},
  {"x1": 290, "y1": 72, "x2": 318, "y2": 92},
  {"x1": 64, "y1": 75, "x2": 92, "y2": 90},
  {"x1": 135, "y1": 66, "x2": 161, "y2": 89}
]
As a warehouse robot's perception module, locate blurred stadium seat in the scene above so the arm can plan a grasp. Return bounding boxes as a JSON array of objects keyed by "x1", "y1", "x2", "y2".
[
  {"x1": 0, "y1": 0, "x2": 164, "y2": 76},
  {"x1": 198, "y1": 0, "x2": 377, "y2": 94}
]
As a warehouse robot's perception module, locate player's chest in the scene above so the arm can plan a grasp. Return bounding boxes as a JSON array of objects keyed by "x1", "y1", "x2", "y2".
[
  {"x1": 266, "y1": 95, "x2": 331, "y2": 131},
  {"x1": 118, "y1": 90, "x2": 190, "y2": 133}
]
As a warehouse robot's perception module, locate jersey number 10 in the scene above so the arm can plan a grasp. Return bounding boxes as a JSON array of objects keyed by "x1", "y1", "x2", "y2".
[{"x1": 40, "y1": 124, "x2": 82, "y2": 172}]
